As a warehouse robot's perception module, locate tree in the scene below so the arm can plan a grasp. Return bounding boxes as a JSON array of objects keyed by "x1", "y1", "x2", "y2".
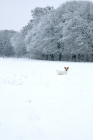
[
  {"x1": 25, "y1": 6, "x2": 54, "y2": 56},
  {"x1": 31, "y1": 6, "x2": 54, "y2": 19},
  {"x1": 11, "y1": 32, "x2": 27, "y2": 57},
  {"x1": 25, "y1": 1, "x2": 93, "y2": 58},
  {"x1": 0, "y1": 30, "x2": 16, "y2": 57},
  {"x1": 61, "y1": 1, "x2": 93, "y2": 53}
]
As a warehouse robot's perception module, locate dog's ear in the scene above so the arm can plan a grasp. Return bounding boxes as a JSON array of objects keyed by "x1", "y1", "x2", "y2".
[
  {"x1": 64, "y1": 67, "x2": 68, "y2": 71},
  {"x1": 64, "y1": 67, "x2": 66, "y2": 70}
]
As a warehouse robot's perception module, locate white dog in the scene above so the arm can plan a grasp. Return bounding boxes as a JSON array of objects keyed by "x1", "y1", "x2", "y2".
[{"x1": 57, "y1": 67, "x2": 69, "y2": 75}]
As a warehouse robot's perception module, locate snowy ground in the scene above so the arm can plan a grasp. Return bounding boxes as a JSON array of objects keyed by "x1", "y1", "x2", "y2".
[{"x1": 0, "y1": 58, "x2": 93, "y2": 140}]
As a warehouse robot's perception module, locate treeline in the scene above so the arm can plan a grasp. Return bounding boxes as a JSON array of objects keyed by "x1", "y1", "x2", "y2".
[{"x1": 0, "y1": 1, "x2": 93, "y2": 60}]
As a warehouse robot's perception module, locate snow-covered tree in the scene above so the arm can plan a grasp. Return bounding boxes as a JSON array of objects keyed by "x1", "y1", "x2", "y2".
[
  {"x1": 0, "y1": 30, "x2": 16, "y2": 57},
  {"x1": 25, "y1": 1, "x2": 93, "y2": 58},
  {"x1": 11, "y1": 32, "x2": 27, "y2": 57},
  {"x1": 61, "y1": 1, "x2": 93, "y2": 53},
  {"x1": 31, "y1": 6, "x2": 54, "y2": 19},
  {"x1": 25, "y1": 6, "x2": 54, "y2": 56}
]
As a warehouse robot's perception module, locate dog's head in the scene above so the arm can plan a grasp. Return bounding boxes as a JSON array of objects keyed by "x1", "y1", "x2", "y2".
[{"x1": 64, "y1": 67, "x2": 69, "y2": 71}]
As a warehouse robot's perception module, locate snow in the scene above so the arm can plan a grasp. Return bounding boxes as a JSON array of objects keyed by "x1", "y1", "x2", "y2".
[{"x1": 0, "y1": 58, "x2": 93, "y2": 140}]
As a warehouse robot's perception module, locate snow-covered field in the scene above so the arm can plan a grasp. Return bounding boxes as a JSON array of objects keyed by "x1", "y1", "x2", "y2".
[{"x1": 0, "y1": 58, "x2": 93, "y2": 140}]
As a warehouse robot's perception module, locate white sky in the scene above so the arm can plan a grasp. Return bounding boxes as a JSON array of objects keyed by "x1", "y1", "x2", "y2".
[{"x1": 0, "y1": 0, "x2": 93, "y2": 31}]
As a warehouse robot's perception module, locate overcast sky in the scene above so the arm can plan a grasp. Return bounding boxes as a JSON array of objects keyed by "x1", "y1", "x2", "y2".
[{"x1": 0, "y1": 0, "x2": 92, "y2": 31}]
